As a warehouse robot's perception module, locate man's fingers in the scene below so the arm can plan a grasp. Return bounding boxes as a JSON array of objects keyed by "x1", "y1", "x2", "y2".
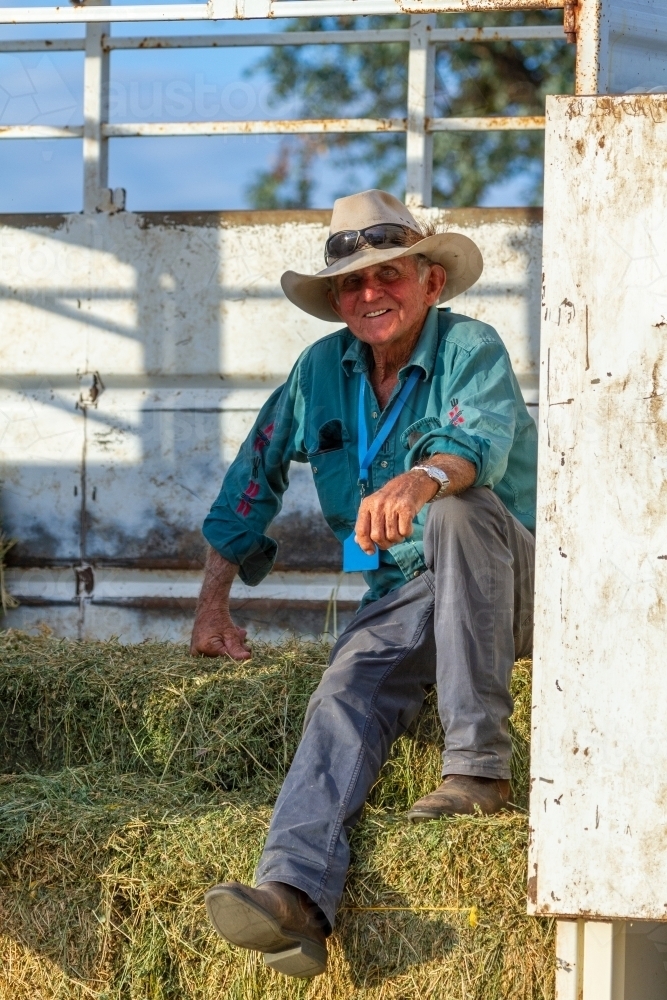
[
  {"x1": 367, "y1": 505, "x2": 389, "y2": 550},
  {"x1": 354, "y1": 506, "x2": 375, "y2": 554},
  {"x1": 356, "y1": 490, "x2": 418, "y2": 552},
  {"x1": 191, "y1": 622, "x2": 251, "y2": 661},
  {"x1": 397, "y1": 504, "x2": 415, "y2": 540},
  {"x1": 384, "y1": 508, "x2": 404, "y2": 545},
  {"x1": 221, "y1": 625, "x2": 252, "y2": 660}
]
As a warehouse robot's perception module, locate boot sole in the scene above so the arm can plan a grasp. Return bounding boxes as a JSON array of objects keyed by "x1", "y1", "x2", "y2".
[{"x1": 205, "y1": 885, "x2": 327, "y2": 978}]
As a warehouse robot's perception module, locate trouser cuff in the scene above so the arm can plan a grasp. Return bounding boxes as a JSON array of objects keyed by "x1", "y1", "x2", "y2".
[{"x1": 442, "y1": 754, "x2": 511, "y2": 781}]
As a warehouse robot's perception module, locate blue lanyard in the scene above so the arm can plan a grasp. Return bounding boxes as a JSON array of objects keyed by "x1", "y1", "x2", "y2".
[{"x1": 357, "y1": 367, "x2": 421, "y2": 496}]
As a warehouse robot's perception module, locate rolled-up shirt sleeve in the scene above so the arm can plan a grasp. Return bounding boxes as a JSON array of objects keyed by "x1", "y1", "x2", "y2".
[
  {"x1": 404, "y1": 338, "x2": 518, "y2": 488},
  {"x1": 202, "y1": 359, "x2": 307, "y2": 586}
]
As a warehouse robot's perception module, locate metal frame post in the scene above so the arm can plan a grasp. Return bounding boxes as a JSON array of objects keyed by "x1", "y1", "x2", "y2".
[
  {"x1": 405, "y1": 13, "x2": 436, "y2": 209},
  {"x1": 556, "y1": 919, "x2": 584, "y2": 1000},
  {"x1": 582, "y1": 921, "x2": 626, "y2": 1000},
  {"x1": 83, "y1": 0, "x2": 125, "y2": 212},
  {"x1": 574, "y1": 0, "x2": 605, "y2": 95}
]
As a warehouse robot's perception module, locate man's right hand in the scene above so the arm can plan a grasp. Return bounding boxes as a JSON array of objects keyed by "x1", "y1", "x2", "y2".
[{"x1": 190, "y1": 548, "x2": 252, "y2": 661}]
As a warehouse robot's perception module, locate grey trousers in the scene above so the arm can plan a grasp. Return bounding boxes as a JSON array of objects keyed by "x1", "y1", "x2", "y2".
[{"x1": 255, "y1": 487, "x2": 535, "y2": 927}]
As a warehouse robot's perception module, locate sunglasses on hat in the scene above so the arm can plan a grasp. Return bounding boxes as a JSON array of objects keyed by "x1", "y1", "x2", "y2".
[{"x1": 324, "y1": 223, "x2": 419, "y2": 266}]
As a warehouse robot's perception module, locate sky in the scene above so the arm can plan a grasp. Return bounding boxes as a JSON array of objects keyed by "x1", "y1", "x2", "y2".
[{"x1": 0, "y1": 2, "x2": 535, "y2": 214}]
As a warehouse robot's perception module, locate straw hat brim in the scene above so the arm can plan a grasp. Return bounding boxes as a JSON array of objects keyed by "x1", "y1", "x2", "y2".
[{"x1": 280, "y1": 232, "x2": 483, "y2": 322}]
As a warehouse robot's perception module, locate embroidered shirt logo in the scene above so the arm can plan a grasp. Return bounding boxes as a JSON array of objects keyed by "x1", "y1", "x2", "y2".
[
  {"x1": 237, "y1": 424, "x2": 276, "y2": 516},
  {"x1": 253, "y1": 423, "x2": 275, "y2": 452},
  {"x1": 448, "y1": 398, "x2": 465, "y2": 426},
  {"x1": 237, "y1": 479, "x2": 260, "y2": 518}
]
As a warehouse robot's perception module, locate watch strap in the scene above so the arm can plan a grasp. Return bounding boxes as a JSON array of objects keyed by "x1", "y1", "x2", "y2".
[{"x1": 412, "y1": 464, "x2": 450, "y2": 502}]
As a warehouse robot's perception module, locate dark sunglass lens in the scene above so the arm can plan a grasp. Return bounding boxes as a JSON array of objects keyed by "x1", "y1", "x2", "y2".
[
  {"x1": 363, "y1": 224, "x2": 412, "y2": 249},
  {"x1": 326, "y1": 231, "x2": 360, "y2": 261}
]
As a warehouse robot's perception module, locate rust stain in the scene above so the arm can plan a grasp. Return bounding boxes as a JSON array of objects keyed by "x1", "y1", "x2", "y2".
[
  {"x1": 399, "y1": 0, "x2": 562, "y2": 10},
  {"x1": 527, "y1": 864, "x2": 538, "y2": 905},
  {"x1": 563, "y1": 0, "x2": 577, "y2": 44}
]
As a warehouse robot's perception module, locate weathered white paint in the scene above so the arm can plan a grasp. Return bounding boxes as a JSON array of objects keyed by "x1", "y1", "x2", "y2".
[
  {"x1": 556, "y1": 919, "x2": 584, "y2": 1000},
  {"x1": 529, "y1": 95, "x2": 667, "y2": 923},
  {"x1": 0, "y1": 0, "x2": 565, "y2": 25},
  {"x1": 0, "y1": 207, "x2": 541, "y2": 639}
]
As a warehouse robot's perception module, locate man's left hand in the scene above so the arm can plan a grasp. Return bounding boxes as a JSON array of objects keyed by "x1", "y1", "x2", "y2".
[
  {"x1": 354, "y1": 454, "x2": 477, "y2": 553},
  {"x1": 354, "y1": 470, "x2": 437, "y2": 553}
]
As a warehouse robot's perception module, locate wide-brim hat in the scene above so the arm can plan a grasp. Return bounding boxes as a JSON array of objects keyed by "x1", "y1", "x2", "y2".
[{"x1": 281, "y1": 189, "x2": 483, "y2": 322}]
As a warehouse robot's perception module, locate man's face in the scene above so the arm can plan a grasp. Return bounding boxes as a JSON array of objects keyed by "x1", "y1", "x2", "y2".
[{"x1": 327, "y1": 257, "x2": 446, "y2": 348}]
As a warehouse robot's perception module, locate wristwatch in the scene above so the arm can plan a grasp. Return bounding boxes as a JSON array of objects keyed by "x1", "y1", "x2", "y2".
[{"x1": 411, "y1": 464, "x2": 450, "y2": 502}]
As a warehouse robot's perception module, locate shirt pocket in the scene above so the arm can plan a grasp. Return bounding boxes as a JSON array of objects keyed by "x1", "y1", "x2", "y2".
[{"x1": 308, "y1": 421, "x2": 357, "y2": 530}]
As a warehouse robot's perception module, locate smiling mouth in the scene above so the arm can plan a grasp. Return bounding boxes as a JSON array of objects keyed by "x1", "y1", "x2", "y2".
[{"x1": 364, "y1": 309, "x2": 390, "y2": 318}]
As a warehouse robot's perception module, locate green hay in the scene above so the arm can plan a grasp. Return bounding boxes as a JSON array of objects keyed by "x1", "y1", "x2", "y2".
[{"x1": 0, "y1": 632, "x2": 553, "y2": 999}]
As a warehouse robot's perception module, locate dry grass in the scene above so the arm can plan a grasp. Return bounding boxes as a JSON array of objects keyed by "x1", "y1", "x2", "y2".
[{"x1": 0, "y1": 631, "x2": 553, "y2": 1000}]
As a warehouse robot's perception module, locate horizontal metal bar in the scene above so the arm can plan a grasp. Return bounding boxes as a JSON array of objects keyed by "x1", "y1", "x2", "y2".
[
  {"x1": 430, "y1": 25, "x2": 563, "y2": 40},
  {"x1": 0, "y1": 0, "x2": 565, "y2": 26},
  {"x1": 106, "y1": 29, "x2": 410, "y2": 48},
  {"x1": 429, "y1": 114, "x2": 545, "y2": 129},
  {"x1": 0, "y1": 4, "x2": 208, "y2": 24},
  {"x1": 0, "y1": 37, "x2": 84, "y2": 51},
  {"x1": 272, "y1": 0, "x2": 564, "y2": 13},
  {"x1": 0, "y1": 124, "x2": 84, "y2": 138},
  {"x1": 0, "y1": 25, "x2": 564, "y2": 54},
  {"x1": 105, "y1": 24, "x2": 562, "y2": 49},
  {"x1": 103, "y1": 117, "x2": 406, "y2": 135},
  {"x1": 0, "y1": 117, "x2": 545, "y2": 139}
]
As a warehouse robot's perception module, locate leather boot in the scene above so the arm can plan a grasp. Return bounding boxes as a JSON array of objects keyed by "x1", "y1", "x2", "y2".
[
  {"x1": 205, "y1": 880, "x2": 329, "y2": 978},
  {"x1": 407, "y1": 774, "x2": 511, "y2": 822}
]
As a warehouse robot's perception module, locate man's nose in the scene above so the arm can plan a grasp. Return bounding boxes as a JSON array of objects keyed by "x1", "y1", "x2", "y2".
[{"x1": 360, "y1": 280, "x2": 383, "y2": 300}]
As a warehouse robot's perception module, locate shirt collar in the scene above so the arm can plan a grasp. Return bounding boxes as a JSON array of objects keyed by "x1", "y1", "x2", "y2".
[{"x1": 341, "y1": 305, "x2": 439, "y2": 382}]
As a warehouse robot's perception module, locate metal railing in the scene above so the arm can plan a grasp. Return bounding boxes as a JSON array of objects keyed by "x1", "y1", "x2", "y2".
[{"x1": 0, "y1": 2, "x2": 568, "y2": 211}]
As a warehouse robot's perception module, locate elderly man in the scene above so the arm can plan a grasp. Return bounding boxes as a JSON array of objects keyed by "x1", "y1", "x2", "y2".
[{"x1": 193, "y1": 190, "x2": 537, "y2": 978}]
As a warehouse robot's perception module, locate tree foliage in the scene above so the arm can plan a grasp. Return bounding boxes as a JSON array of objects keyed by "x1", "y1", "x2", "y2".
[{"x1": 246, "y1": 10, "x2": 574, "y2": 209}]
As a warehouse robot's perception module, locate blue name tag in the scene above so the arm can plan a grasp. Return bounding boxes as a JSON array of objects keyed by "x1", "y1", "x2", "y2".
[{"x1": 343, "y1": 532, "x2": 380, "y2": 572}]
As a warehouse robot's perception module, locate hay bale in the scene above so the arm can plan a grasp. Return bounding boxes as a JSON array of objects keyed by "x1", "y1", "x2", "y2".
[{"x1": 0, "y1": 632, "x2": 553, "y2": 999}]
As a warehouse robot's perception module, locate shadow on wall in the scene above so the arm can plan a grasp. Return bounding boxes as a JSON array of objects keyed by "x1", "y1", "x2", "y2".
[
  {"x1": 0, "y1": 207, "x2": 542, "y2": 639},
  {"x1": 0, "y1": 209, "x2": 344, "y2": 638}
]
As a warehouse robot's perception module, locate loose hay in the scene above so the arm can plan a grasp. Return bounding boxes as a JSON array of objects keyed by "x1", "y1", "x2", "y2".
[{"x1": 0, "y1": 631, "x2": 553, "y2": 999}]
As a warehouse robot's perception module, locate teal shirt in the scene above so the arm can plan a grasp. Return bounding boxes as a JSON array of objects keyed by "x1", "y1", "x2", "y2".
[{"x1": 203, "y1": 306, "x2": 538, "y2": 606}]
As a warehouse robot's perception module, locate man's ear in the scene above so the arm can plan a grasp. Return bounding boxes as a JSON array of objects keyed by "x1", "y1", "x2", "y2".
[
  {"x1": 327, "y1": 288, "x2": 343, "y2": 319},
  {"x1": 426, "y1": 264, "x2": 446, "y2": 304}
]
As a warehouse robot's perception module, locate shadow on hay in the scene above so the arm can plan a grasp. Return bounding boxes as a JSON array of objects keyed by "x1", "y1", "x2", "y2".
[
  {"x1": 0, "y1": 635, "x2": 535, "y2": 996},
  {"x1": 337, "y1": 909, "x2": 459, "y2": 986}
]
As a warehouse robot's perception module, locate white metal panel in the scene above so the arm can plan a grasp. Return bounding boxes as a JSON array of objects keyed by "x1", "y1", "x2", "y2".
[
  {"x1": 607, "y1": 0, "x2": 667, "y2": 95},
  {"x1": 0, "y1": 208, "x2": 541, "y2": 635},
  {"x1": 529, "y1": 95, "x2": 667, "y2": 920},
  {"x1": 576, "y1": 0, "x2": 667, "y2": 96}
]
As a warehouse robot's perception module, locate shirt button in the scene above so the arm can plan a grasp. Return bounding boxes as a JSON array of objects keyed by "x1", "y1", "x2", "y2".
[
  {"x1": 413, "y1": 570, "x2": 420, "y2": 578},
  {"x1": 380, "y1": 460, "x2": 388, "y2": 468},
  {"x1": 371, "y1": 411, "x2": 378, "y2": 419},
  {"x1": 312, "y1": 466, "x2": 318, "y2": 474}
]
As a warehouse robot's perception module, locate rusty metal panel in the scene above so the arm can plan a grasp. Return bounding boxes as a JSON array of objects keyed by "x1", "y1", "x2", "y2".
[{"x1": 529, "y1": 95, "x2": 667, "y2": 920}]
